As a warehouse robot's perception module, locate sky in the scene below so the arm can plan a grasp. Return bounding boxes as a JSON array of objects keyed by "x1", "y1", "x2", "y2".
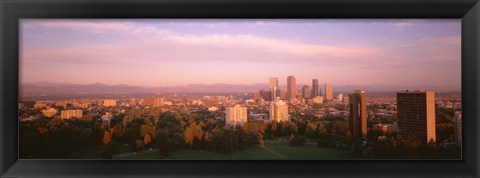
[{"x1": 20, "y1": 19, "x2": 461, "y2": 90}]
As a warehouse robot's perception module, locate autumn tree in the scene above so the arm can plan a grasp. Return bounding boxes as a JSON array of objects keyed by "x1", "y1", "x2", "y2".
[
  {"x1": 102, "y1": 131, "x2": 112, "y2": 145},
  {"x1": 144, "y1": 134, "x2": 152, "y2": 146}
]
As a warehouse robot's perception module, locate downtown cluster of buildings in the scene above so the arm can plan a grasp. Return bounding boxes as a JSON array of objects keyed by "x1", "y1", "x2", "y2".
[
  {"x1": 253, "y1": 76, "x2": 340, "y2": 105},
  {"x1": 19, "y1": 76, "x2": 462, "y2": 145}
]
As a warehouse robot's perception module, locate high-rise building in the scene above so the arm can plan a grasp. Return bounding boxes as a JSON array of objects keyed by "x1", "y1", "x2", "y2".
[
  {"x1": 287, "y1": 76, "x2": 296, "y2": 101},
  {"x1": 225, "y1": 105, "x2": 248, "y2": 126},
  {"x1": 397, "y1": 90, "x2": 436, "y2": 143},
  {"x1": 454, "y1": 111, "x2": 462, "y2": 146},
  {"x1": 349, "y1": 90, "x2": 367, "y2": 139},
  {"x1": 325, "y1": 83, "x2": 333, "y2": 101},
  {"x1": 269, "y1": 77, "x2": 278, "y2": 88},
  {"x1": 302, "y1": 85, "x2": 311, "y2": 99},
  {"x1": 260, "y1": 89, "x2": 272, "y2": 101},
  {"x1": 312, "y1": 79, "x2": 319, "y2": 97},
  {"x1": 61, "y1": 109, "x2": 83, "y2": 119},
  {"x1": 269, "y1": 77, "x2": 279, "y2": 100},
  {"x1": 103, "y1": 99, "x2": 117, "y2": 107},
  {"x1": 278, "y1": 89, "x2": 286, "y2": 100},
  {"x1": 271, "y1": 87, "x2": 278, "y2": 101},
  {"x1": 269, "y1": 100, "x2": 289, "y2": 122}
]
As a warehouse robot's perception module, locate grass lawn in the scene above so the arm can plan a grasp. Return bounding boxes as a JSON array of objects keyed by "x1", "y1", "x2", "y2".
[
  {"x1": 68, "y1": 144, "x2": 132, "y2": 159},
  {"x1": 122, "y1": 140, "x2": 353, "y2": 160}
]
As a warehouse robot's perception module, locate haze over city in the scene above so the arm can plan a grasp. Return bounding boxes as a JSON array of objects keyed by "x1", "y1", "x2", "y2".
[{"x1": 20, "y1": 19, "x2": 460, "y2": 90}]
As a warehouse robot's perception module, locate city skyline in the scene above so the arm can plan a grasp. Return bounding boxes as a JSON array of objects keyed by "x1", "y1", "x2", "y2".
[{"x1": 21, "y1": 19, "x2": 461, "y2": 89}]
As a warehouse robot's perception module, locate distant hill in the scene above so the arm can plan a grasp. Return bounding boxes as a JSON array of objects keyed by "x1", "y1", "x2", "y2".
[{"x1": 20, "y1": 82, "x2": 460, "y2": 97}]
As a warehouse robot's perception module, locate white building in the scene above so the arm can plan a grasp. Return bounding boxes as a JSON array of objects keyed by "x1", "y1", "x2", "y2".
[
  {"x1": 101, "y1": 112, "x2": 114, "y2": 127},
  {"x1": 61, "y1": 110, "x2": 83, "y2": 119},
  {"x1": 225, "y1": 105, "x2": 247, "y2": 126},
  {"x1": 269, "y1": 100, "x2": 289, "y2": 122}
]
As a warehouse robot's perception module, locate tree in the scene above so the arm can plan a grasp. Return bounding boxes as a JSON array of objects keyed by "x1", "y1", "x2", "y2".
[
  {"x1": 135, "y1": 139, "x2": 145, "y2": 150},
  {"x1": 110, "y1": 123, "x2": 124, "y2": 139},
  {"x1": 140, "y1": 124, "x2": 154, "y2": 137},
  {"x1": 102, "y1": 131, "x2": 112, "y2": 145},
  {"x1": 305, "y1": 122, "x2": 318, "y2": 139},
  {"x1": 144, "y1": 134, "x2": 152, "y2": 146},
  {"x1": 157, "y1": 129, "x2": 171, "y2": 157}
]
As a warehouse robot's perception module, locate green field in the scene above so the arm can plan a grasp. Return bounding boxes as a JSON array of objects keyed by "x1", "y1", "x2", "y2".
[{"x1": 121, "y1": 140, "x2": 353, "y2": 160}]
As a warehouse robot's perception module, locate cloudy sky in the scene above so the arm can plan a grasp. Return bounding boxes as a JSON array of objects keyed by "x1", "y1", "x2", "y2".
[{"x1": 20, "y1": 19, "x2": 461, "y2": 89}]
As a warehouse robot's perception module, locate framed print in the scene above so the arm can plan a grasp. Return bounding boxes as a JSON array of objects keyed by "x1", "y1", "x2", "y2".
[{"x1": 1, "y1": 0, "x2": 479, "y2": 177}]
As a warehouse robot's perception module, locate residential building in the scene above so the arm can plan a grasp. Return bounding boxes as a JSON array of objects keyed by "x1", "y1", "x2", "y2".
[
  {"x1": 270, "y1": 100, "x2": 289, "y2": 122},
  {"x1": 397, "y1": 90, "x2": 436, "y2": 143},
  {"x1": 225, "y1": 105, "x2": 248, "y2": 126},
  {"x1": 61, "y1": 109, "x2": 83, "y2": 119},
  {"x1": 349, "y1": 90, "x2": 367, "y2": 139}
]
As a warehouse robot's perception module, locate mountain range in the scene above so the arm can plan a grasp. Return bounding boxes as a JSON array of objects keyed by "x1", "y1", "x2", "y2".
[{"x1": 20, "y1": 82, "x2": 460, "y2": 97}]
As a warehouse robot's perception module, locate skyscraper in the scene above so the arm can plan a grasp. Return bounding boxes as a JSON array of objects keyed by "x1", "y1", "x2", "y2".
[
  {"x1": 269, "y1": 77, "x2": 278, "y2": 88},
  {"x1": 349, "y1": 90, "x2": 367, "y2": 139},
  {"x1": 270, "y1": 100, "x2": 289, "y2": 122},
  {"x1": 269, "y1": 77, "x2": 279, "y2": 100},
  {"x1": 225, "y1": 105, "x2": 248, "y2": 126},
  {"x1": 259, "y1": 89, "x2": 272, "y2": 101},
  {"x1": 302, "y1": 85, "x2": 311, "y2": 99},
  {"x1": 397, "y1": 90, "x2": 436, "y2": 143},
  {"x1": 325, "y1": 83, "x2": 332, "y2": 101},
  {"x1": 271, "y1": 87, "x2": 278, "y2": 101},
  {"x1": 287, "y1": 76, "x2": 296, "y2": 101},
  {"x1": 312, "y1": 79, "x2": 319, "y2": 97}
]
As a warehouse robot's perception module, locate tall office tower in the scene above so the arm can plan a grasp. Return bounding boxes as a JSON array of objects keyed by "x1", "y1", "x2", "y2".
[
  {"x1": 324, "y1": 83, "x2": 333, "y2": 101},
  {"x1": 397, "y1": 90, "x2": 436, "y2": 143},
  {"x1": 225, "y1": 105, "x2": 248, "y2": 126},
  {"x1": 349, "y1": 90, "x2": 367, "y2": 139},
  {"x1": 269, "y1": 77, "x2": 279, "y2": 88},
  {"x1": 269, "y1": 77, "x2": 279, "y2": 100},
  {"x1": 287, "y1": 76, "x2": 296, "y2": 101},
  {"x1": 302, "y1": 85, "x2": 311, "y2": 99},
  {"x1": 103, "y1": 99, "x2": 117, "y2": 107},
  {"x1": 454, "y1": 111, "x2": 462, "y2": 146},
  {"x1": 271, "y1": 87, "x2": 278, "y2": 101},
  {"x1": 269, "y1": 100, "x2": 289, "y2": 122},
  {"x1": 312, "y1": 79, "x2": 319, "y2": 97},
  {"x1": 259, "y1": 89, "x2": 272, "y2": 101},
  {"x1": 279, "y1": 89, "x2": 286, "y2": 100}
]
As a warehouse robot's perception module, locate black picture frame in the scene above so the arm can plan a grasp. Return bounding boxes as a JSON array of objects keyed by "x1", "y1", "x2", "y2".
[{"x1": 1, "y1": 0, "x2": 479, "y2": 177}]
